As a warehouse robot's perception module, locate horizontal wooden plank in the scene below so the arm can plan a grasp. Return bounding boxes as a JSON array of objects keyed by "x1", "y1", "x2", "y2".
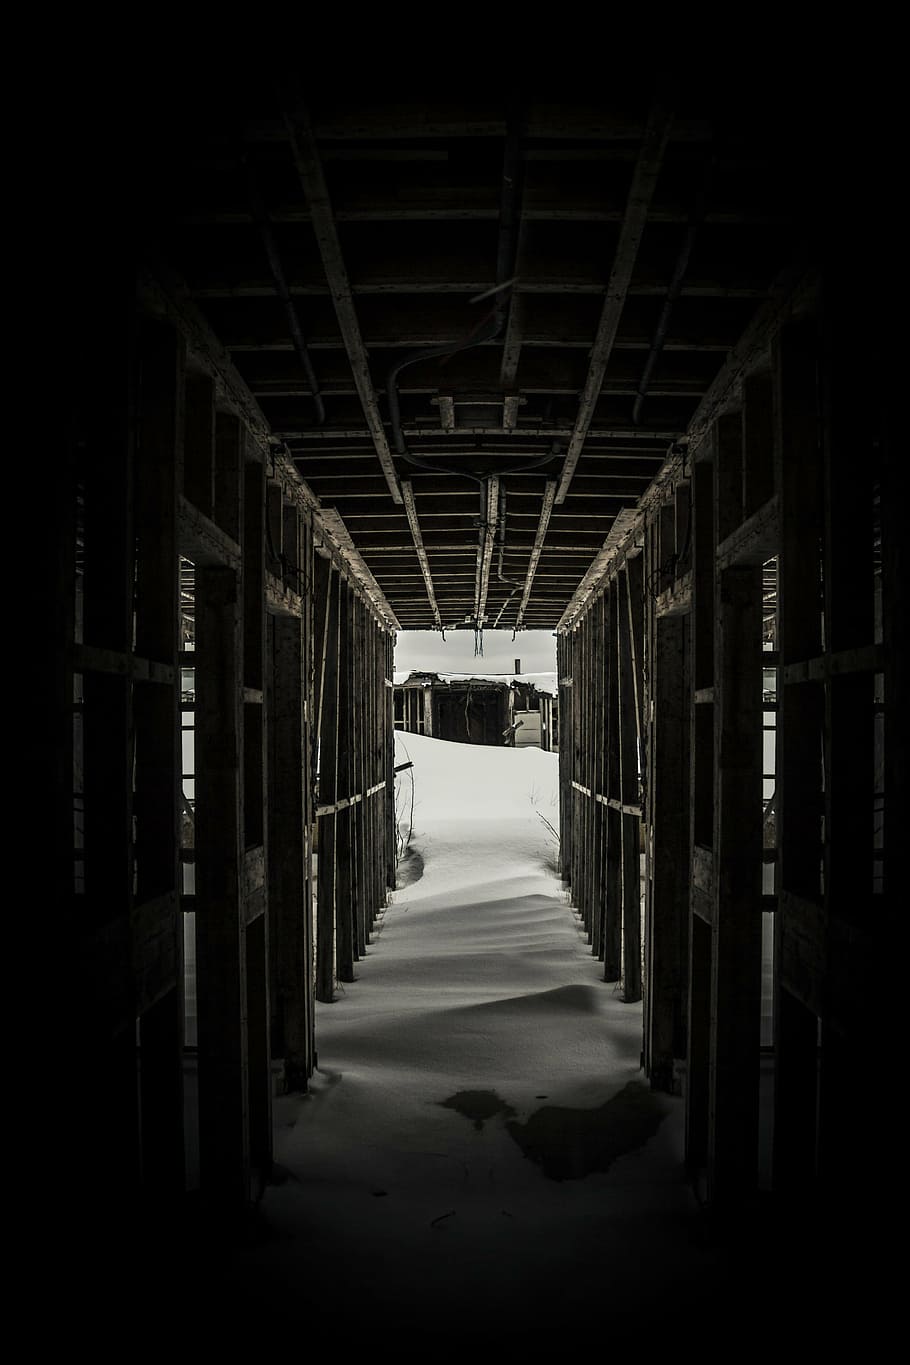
[
  {"x1": 265, "y1": 571, "x2": 303, "y2": 617},
  {"x1": 317, "y1": 781, "x2": 387, "y2": 817},
  {"x1": 656, "y1": 571, "x2": 692, "y2": 617},
  {"x1": 72, "y1": 644, "x2": 176, "y2": 685},
  {"x1": 595, "y1": 794, "x2": 642, "y2": 816},
  {"x1": 178, "y1": 494, "x2": 243, "y2": 570},
  {"x1": 781, "y1": 643, "x2": 884, "y2": 685},
  {"x1": 716, "y1": 494, "x2": 779, "y2": 570}
]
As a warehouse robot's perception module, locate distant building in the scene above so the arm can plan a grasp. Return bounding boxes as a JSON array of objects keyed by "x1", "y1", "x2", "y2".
[{"x1": 393, "y1": 671, "x2": 558, "y2": 750}]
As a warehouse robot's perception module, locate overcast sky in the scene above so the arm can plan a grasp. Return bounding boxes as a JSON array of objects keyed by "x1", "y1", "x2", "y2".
[{"x1": 394, "y1": 628, "x2": 557, "y2": 675}]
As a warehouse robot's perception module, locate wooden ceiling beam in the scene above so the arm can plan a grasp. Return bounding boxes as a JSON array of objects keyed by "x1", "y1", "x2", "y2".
[
  {"x1": 401, "y1": 480, "x2": 442, "y2": 630},
  {"x1": 282, "y1": 98, "x2": 402, "y2": 505},
  {"x1": 474, "y1": 476, "x2": 500, "y2": 627},
  {"x1": 515, "y1": 482, "x2": 558, "y2": 629},
  {"x1": 556, "y1": 103, "x2": 675, "y2": 504},
  {"x1": 192, "y1": 277, "x2": 770, "y2": 302}
]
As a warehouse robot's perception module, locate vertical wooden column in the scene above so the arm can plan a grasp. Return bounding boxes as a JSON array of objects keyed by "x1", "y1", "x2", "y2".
[
  {"x1": 569, "y1": 625, "x2": 582, "y2": 910},
  {"x1": 773, "y1": 319, "x2": 824, "y2": 1192},
  {"x1": 134, "y1": 317, "x2": 184, "y2": 1197},
  {"x1": 242, "y1": 459, "x2": 271, "y2": 1189},
  {"x1": 879, "y1": 333, "x2": 901, "y2": 1135},
  {"x1": 579, "y1": 613, "x2": 592, "y2": 937},
  {"x1": 618, "y1": 567, "x2": 642, "y2": 1002},
  {"x1": 316, "y1": 561, "x2": 340, "y2": 1002},
  {"x1": 79, "y1": 301, "x2": 138, "y2": 1197},
  {"x1": 335, "y1": 582, "x2": 356, "y2": 982},
  {"x1": 352, "y1": 597, "x2": 367, "y2": 955},
  {"x1": 365, "y1": 614, "x2": 376, "y2": 932},
  {"x1": 269, "y1": 608, "x2": 311, "y2": 1089},
  {"x1": 385, "y1": 634, "x2": 397, "y2": 891},
  {"x1": 195, "y1": 562, "x2": 247, "y2": 1202},
  {"x1": 370, "y1": 618, "x2": 384, "y2": 926},
  {"x1": 816, "y1": 287, "x2": 880, "y2": 1192},
  {"x1": 647, "y1": 611, "x2": 689, "y2": 1092},
  {"x1": 603, "y1": 586, "x2": 622, "y2": 981},
  {"x1": 557, "y1": 634, "x2": 573, "y2": 884},
  {"x1": 300, "y1": 512, "x2": 316, "y2": 1055},
  {"x1": 709, "y1": 564, "x2": 762, "y2": 1202},
  {"x1": 686, "y1": 455, "x2": 714, "y2": 1179},
  {"x1": 590, "y1": 594, "x2": 606, "y2": 961}
]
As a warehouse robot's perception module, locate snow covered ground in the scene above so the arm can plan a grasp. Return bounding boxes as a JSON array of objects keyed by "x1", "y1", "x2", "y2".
[
  {"x1": 176, "y1": 731, "x2": 741, "y2": 1343},
  {"x1": 87, "y1": 729, "x2": 881, "y2": 1350}
]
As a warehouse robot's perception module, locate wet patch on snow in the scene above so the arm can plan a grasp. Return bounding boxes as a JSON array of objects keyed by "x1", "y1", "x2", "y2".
[
  {"x1": 505, "y1": 1080, "x2": 668, "y2": 1181},
  {"x1": 439, "y1": 1088, "x2": 517, "y2": 1131}
]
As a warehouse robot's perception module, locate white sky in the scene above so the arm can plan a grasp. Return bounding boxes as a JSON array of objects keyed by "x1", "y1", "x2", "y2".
[{"x1": 395, "y1": 627, "x2": 557, "y2": 676}]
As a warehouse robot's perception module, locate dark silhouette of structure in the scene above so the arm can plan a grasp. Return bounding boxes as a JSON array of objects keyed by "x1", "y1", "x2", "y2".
[{"x1": 42, "y1": 79, "x2": 901, "y2": 1332}]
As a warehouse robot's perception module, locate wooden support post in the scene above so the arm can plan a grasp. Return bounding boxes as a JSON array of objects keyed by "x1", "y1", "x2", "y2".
[
  {"x1": 618, "y1": 568, "x2": 641, "y2": 1002},
  {"x1": 604, "y1": 587, "x2": 622, "y2": 981},
  {"x1": 269, "y1": 612, "x2": 312, "y2": 1089},
  {"x1": 686, "y1": 915, "x2": 712, "y2": 1193},
  {"x1": 317, "y1": 564, "x2": 340, "y2": 1002},
  {"x1": 709, "y1": 565, "x2": 763, "y2": 1203},
  {"x1": 241, "y1": 459, "x2": 271, "y2": 1177},
  {"x1": 352, "y1": 597, "x2": 367, "y2": 955},
  {"x1": 246, "y1": 912, "x2": 272, "y2": 1191},
  {"x1": 133, "y1": 316, "x2": 183, "y2": 1194},
  {"x1": 579, "y1": 614, "x2": 592, "y2": 939},
  {"x1": 557, "y1": 634, "x2": 573, "y2": 885},
  {"x1": 195, "y1": 564, "x2": 248, "y2": 1203},
  {"x1": 336, "y1": 583, "x2": 356, "y2": 982},
  {"x1": 300, "y1": 512, "x2": 316, "y2": 1056},
  {"x1": 774, "y1": 319, "x2": 824, "y2": 1188},
  {"x1": 647, "y1": 612, "x2": 690, "y2": 1092},
  {"x1": 591, "y1": 594, "x2": 606, "y2": 960},
  {"x1": 816, "y1": 287, "x2": 881, "y2": 1191},
  {"x1": 386, "y1": 633, "x2": 396, "y2": 891},
  {"x1": 686, "y1": 452, "x2": 715, "y2": 1182}
]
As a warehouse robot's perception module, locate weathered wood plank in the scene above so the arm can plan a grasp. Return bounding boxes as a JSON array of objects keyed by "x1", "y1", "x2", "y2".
[
  {"x1": 618, "y1": 568, "x2": 641, "y2": 1001},
  {"x1": 335, "y1": 582, "x2": 356, "y2": 982},
  {"x1": 647, "y1": 612, "x2": 689, "y2": 1092},
  {"x1": 603, "y1": 588, "x2": 622, "y2": 981},
  {"x1": 269, "y1": 613, "x2": 312, "y2": 1089},
  {"x1": 316, "y1": 567, "x2": 340, "y2": 1003},
  {"x1": 716, "y1": 495, "x2": 779, "y2": 572},
  {"x1": 709, "y1": 565, "x2": 762, "y2": 1203},
  {"x1": 195, "y1": 564, "x2": 249, "y2": 1202}
]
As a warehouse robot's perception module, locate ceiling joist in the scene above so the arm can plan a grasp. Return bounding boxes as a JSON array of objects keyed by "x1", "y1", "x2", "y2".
[{"x1": 556, "y1": 103, "x2": 676, "y2": 504}]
